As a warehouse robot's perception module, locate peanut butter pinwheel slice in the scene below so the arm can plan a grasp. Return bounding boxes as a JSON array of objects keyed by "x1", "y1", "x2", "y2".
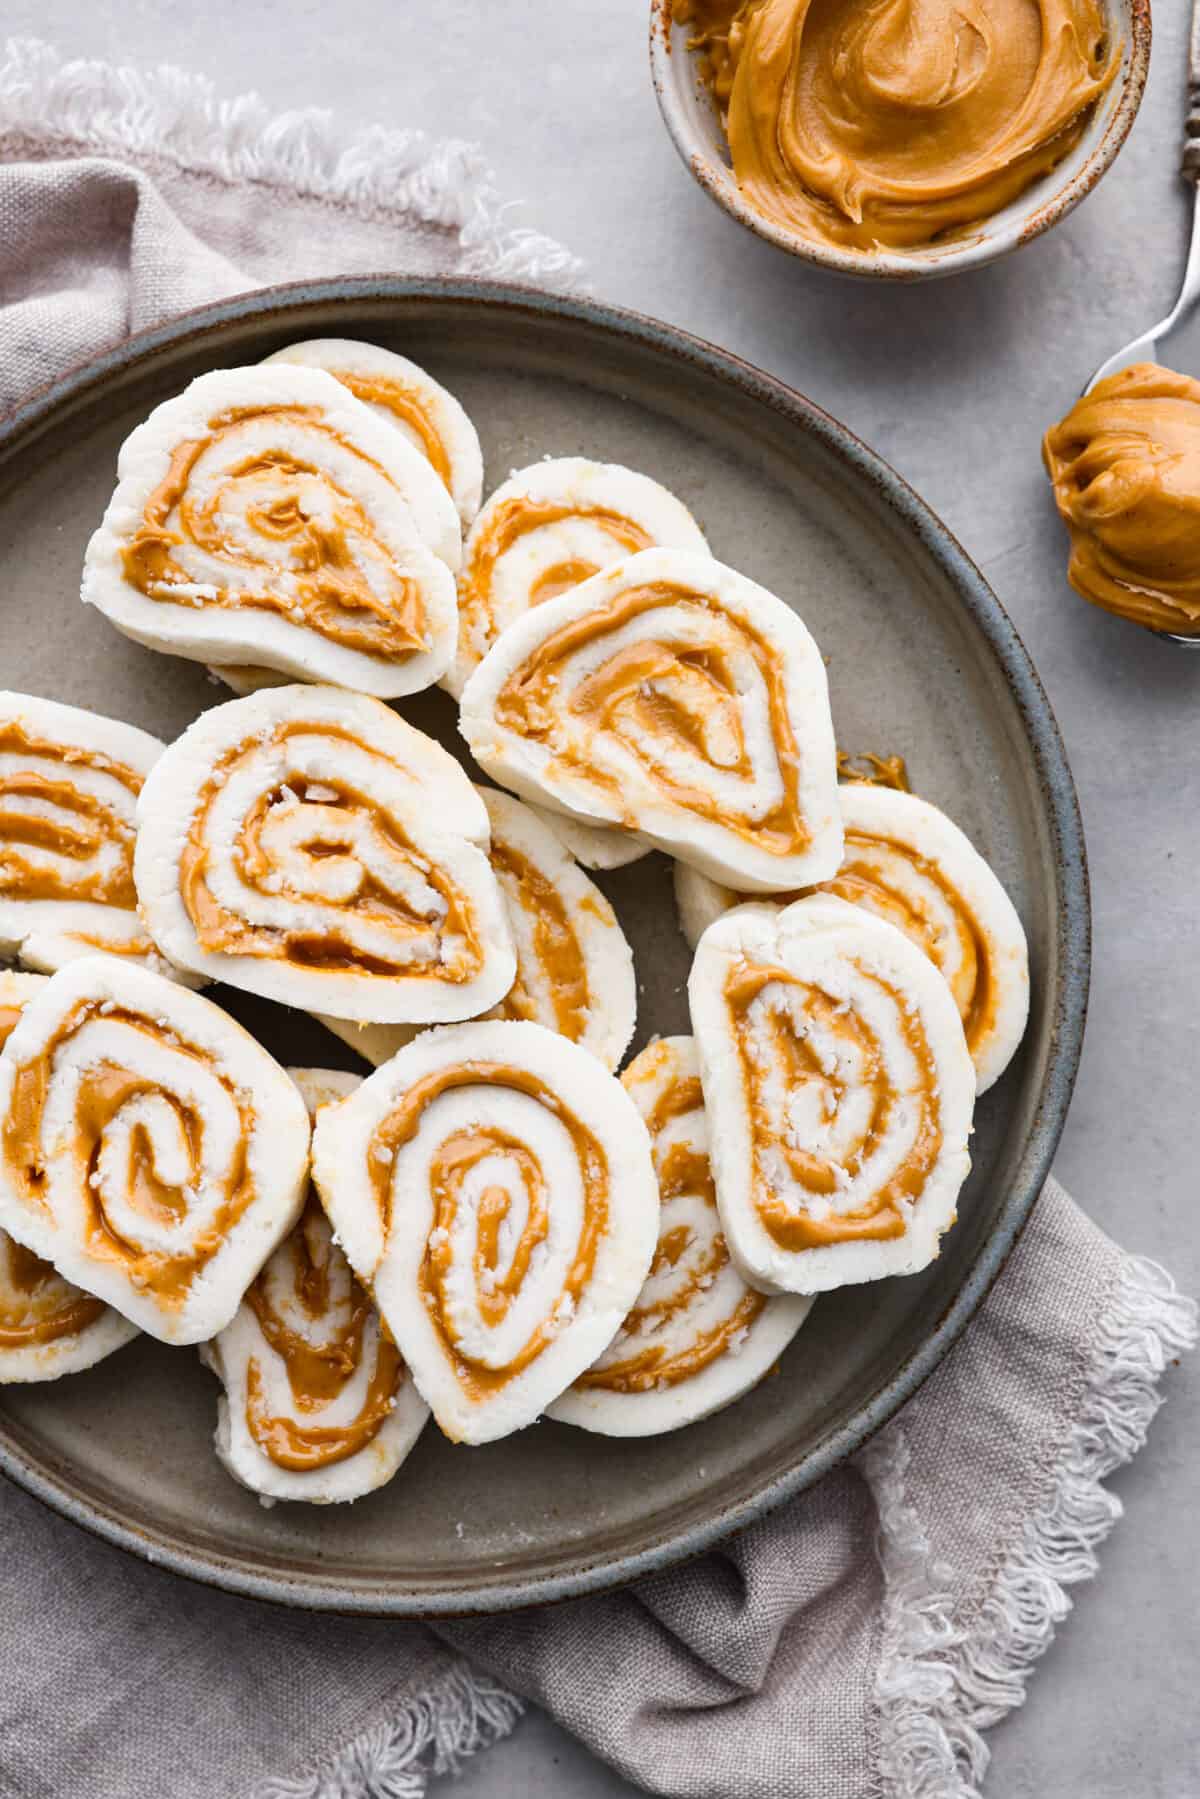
[
  {"x1": 320, "y1": 785, "x2": 636, "y2": 1073},
  {"x1": 550, "y1": 1037, "x2": 810, "y2": 1436},
  {"x1": 311, "y1": 1019, "x2": 659, "y2": 1444},
  {"x1": 0, "y1": 691, "x2": 187, "y2": 980},
  {"x1": 82, "y1": 364, "x2": 461, "y2": 697},
  {"x1": 264, "y1": 339, "x2": 483, "y2": 530},
  {"x1": 445, "y1": 456, "x2": 709, "y2": 700},
  {"x1": 689, "y1": 897, "x2": 975, "y2": 1295},
  {"x1": 201, "y1": 1068, "x2": 429, "y2": 1505},
  {"x1": 134, "y1": 686, "x2": 516, "y2": 1025},
  {"x1": 676, "y1": 785, "x2": 1029, "y2": 1093},
  {"x1": 0, "y1": 972, "x2": 139, "y2": 1382},
  {"x1": 468, "y1": 787, "x2": 637, "y2": 1064},
  {"x1": 460, "y1": 548, "x2": 842, "y2": 891},
  {"x1": 0, "y1": 958, "x2": 310, "y2": 1344}
]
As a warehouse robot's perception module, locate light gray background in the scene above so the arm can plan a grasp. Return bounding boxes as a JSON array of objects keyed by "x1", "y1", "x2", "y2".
[{"x1": 6, "y1": 3, "x2": 1197, "y2": 1795}]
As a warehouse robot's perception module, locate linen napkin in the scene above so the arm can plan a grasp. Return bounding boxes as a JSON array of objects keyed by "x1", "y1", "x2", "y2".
[{"x1": 0, "y1": 38, "x2": 1193, "y2": 1799}]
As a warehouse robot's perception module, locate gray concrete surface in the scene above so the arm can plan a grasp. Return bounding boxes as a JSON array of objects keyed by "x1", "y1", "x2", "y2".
[{"x1": 7, "y1": 2, "x2": 1199, "y2": 1793}]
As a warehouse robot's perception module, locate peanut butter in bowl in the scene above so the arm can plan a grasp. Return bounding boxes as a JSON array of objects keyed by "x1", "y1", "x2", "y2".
[
  {"x1": 672, "y1": 0, "x2": 1119, "y2": 256},
  {"x1": 1043, "y1": 364, "x2": 1200, "y2": 638}
]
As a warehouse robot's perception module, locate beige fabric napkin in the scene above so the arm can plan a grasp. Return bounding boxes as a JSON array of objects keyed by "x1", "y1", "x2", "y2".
[{"x1": 0, "y1": 38, "x2": 1193, "y2": 1799}]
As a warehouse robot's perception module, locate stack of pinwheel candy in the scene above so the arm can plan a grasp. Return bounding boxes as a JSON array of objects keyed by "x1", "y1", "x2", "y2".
[{"x1": 0, "y1": 338, "x2": 1030, "y2": 1505}]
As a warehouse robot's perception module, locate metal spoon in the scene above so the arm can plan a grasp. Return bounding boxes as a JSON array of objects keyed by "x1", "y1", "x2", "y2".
[{"x1": 1086, "y1": 4, "x2": 1200, "y2": 645}]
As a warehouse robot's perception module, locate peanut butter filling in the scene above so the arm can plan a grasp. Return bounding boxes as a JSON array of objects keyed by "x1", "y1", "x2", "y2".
[
  {"x1": 119, "y1": 404, "x2": 429, "y2": 662},
  {"x1": 0, "y1": 1231, "x2": 106, "y2": 1349},
  {"x1": 822, "y1": 829, "x2": 995, "y2": 1054},
  {"x1": 0, "y1": 722, "x2": 142, "y2": 907},
  {"x1": 487, "y1": 839, "x2": 590, "y2": 1040},
  {"x1": 494, "y1": 579, "x2": 813, "y2": 857},
  {"x1": 332, "y1": 372, "x2": 453, "y2": 487},
  {"x1": 1043, "y1": 363, "x2": 1200, "y2": 635},
  {"x1": 579, "y1": 1066, "x2": 766, "y2": 1394},
  {"x1": 705, "y1": 744, "x2": 993, "y2": 1051},
  {"x1": 0, "y1": 995, "x2": 108, "y2": 1348},
  {"x1": 726, "y1": 961, "x2": 942, "y2": 1247},
  {"x1": 459, "y1": 497, "x2": 655, "y2": 654},
  {"x1": 676, "y1": 0, "x2": 1115, "y2": 251},
  {"x1": 243, "y1": 1197, "x2": 404, "y2": 1472},
  {"x1": 0, "y1": 1000, "x2": 257, "y2": 1307},
  {"x1": 367, "y1": 1061, "x2": 608, "y2": 1413},
  {"x1": 51, "y1": 932, "x2": 155, "y2": 958},
  {"x1": 836, "y1": 750, "x2": 910, "y2": 792},
  {"x1": 178, "y1": 721, "x2": 487, "y2": 979}
]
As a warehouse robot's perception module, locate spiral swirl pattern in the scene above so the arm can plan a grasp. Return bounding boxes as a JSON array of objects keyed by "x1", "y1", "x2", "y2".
[
  {"x1": 313, "y1": 785, "x2": 637, "y2": 1073},
  {"x1": 265, "y1": 338, "x2": 484, "y2": 530},
  {"x1": 311, "y1": 1020, "x2": 658, "y2": 1444},
  {"x1": 551, "y1": 1037, "x2": 811, "y2": 1436},
  {"x1": 0, "y1": 972, "x2": 138, "y2": 1381},
  {"x1": 0, "y1": 692, "x2": 168, "y2": 975},
  {"x1": 135, "y1": 685, "x2": 515, "y2": 1025},
  {"x1": 204, "y1": 1067, "x2": 428, "y2": 1501},
  {"x1": 681, "y1": 0, "x2": 1115, "y2": 251},
  {"x1": 0, "y1": 1231, "x2": 111, "y2": 1363},
  {"x1": 689, "y1": 896, "x2": 975, "y2": 1295},
  {"x1": 445, "y1": 458, "x2": 708, "y2": 699},
  {"x1": 461, "y1": 547, "x2": 842, "y2": 892},
  {"x1": 82, "y1": 365, "x2": 461, "y2": 697},
  {"x1": 479, "y1": 786, "x2": 636, "y2": 1067},
  {"x1": 243, "y1": 1202, "x2": 402, "y2": 1466},
  {"x1": 0, "y1": 958, "x2": 310, "y2": 1343}
]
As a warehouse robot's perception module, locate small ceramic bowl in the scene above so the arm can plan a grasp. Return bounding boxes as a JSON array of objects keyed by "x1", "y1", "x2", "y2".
[{"x1": 649, "y1": 0, "x2": 1151, "y2": 281}]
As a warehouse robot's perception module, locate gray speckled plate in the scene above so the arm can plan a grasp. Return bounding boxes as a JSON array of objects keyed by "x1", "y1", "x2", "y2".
[{"x1": 0, "y1": 278, "x2": 1088, "y2": 1616}]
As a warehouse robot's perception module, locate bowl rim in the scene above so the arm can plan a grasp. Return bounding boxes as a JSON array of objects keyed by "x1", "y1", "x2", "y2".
[
  {"x1": 649, "y1": 0, "x2": 1152, "y2": 281},
  {"x1": 0, "y1": 274, "x2": 1091, "y2": 1615}
]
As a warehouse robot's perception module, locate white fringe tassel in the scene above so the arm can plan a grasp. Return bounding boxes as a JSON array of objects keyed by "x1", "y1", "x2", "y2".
[
  {"x1": 0, "y1": 35, "x2": 585, "y2": 289},
  {"x1": 255, "y1": 1660, "x2": 523, "y2": 1799},
  {"x1": 860, "y1": 1254, "x2": 1197, "y2": 1799}
]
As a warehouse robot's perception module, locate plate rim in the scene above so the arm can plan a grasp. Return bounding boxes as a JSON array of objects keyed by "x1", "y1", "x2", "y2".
[{"x1": 0, "y1": 274, "x2": 1091, "y2": 1616}]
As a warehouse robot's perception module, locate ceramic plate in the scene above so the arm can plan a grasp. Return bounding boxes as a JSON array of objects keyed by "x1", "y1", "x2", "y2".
[{"x1": 0, "y1": 278, "x2": 1088, "y2": 1614}]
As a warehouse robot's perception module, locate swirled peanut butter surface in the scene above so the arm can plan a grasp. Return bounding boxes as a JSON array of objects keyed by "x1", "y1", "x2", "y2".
[
  {"x1": 0, "y1": 999, "x2": 107, "y2": 1349},
  {"x1": 244, "y1": 1197, "x2": 404, "y2": 1471},
  {"x1": 1043, "y1": 363, "x2": 1200, "y2": 634},
  {"x1": 676, "y1": 0, "x2": 1115, "y2": 250}
]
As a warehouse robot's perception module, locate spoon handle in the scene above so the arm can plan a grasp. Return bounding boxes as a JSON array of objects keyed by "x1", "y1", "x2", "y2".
[{"x1": 1187, "y1": 0, "x2": 1200, "y2": 179}]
